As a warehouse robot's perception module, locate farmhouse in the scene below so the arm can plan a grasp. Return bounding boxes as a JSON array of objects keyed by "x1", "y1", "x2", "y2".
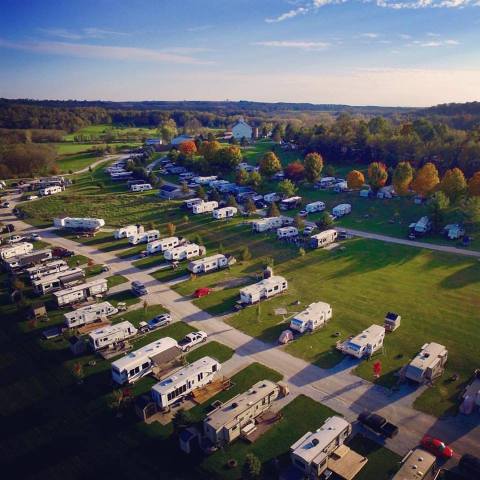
[
  {"x1": 239, "y1": 275, "x2": 288, "y2": 305},
  {"x1": 231, "y1": 118, "x2": 253, "y2": 140},
  {"x1": 187, "y1": 253, "x2": 229, "y2": 274},
  {"x1": 404, "y1": 342, "x2": 448, "y2": 384},
  {"x1": 53, "y1": 278, "x2": 108, "y2": 307},
  {"x1": 289, "y1": 302, "x2": 332, "y2": 334},
  {"x1": 310, "y1": 229, "x2": 338, "y2": 249},
  {"x1": 151, "y1": 356, "x2": 221, "y2": 410},
  {"x1": 88, "y1": 321, "x2": 137, "y2": 351},
  {"x1": 26, "y1": 259, "x2": 69, "y2": 281},
  {"x1": 212, "y1": 206, "x2": 237, "y2": 219},
  {"x1": 338, "y1": 324, "x2": 385, "y2": 359},
  {"x1": 203, "y1": 380, "x2": 281, "y2": 446},
  {"x1": 277, "y1": 226, "x2": 298, "y2": 239},
  {"x1": 33, "y1": 267, "x2": 85, "y2": 295},
  {"x1": 64, "y1": 301, "x2": 118, "y2": 328},
  {"x1": 164, "y1": 243, "x2": 204, "y2": 261},
  {"x1": 192, "y1": 201, "x2": 218, "y2": 214},
  {"x1": 147, "y1": 237, "x2": 180, "y2": 255},
  {"x1": 0, "y1": 242, "x2": 34, "y2": 260},
  {"x1": 114, "y1": 224, "x2": 143, "y2": 239},
  {"x1": 53, "y1": 217, "x2": 105, "y2": 232}
]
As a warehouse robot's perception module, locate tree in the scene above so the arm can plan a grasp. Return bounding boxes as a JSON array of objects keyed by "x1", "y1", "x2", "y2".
[
  {"x1": 304, "y1": 152, "x2": 324, "y2": 183},
  {"x1": 172, "y1": 409, "x2": 193, "y2": 435},
  {"x1": 227, "y1": 195, "x2": 239, "y2": 208},
  {"x1": 245, "y1": 198, "x2": 257, "y2": 215},
  {"x1": 197, "y1": 185, "x2": 206, "y2": 200},
  {"x1": 212, "y1": 145, "x2": 242, "y2": 172},
  {"x1": 236, "y1": 168, "x2": 250, "y2": 185},
  {"x1": 284, "y1": 161, "x2": 305, "y2": 182},
  {"x1": 462, "y1": 196, "x2": 480, "y2": 225},
  {"x1": 210, "y1": 188, "x2": 220, "y2": 202},
  {"x1": 318, "y1": 211, "x2": 333, "y2": 228},
  {"x1": 181, "y1": 181, "x2": 189, "y2": 194},
  {"x1": 242, "y1": 453, "x2": 262, "y2": 480},
  {"x1": 159, "y1": 119, "x2": 178, "y2": 144},
  {"x1": 267, "y1": 202, "x2": 280, "y2": 217},
  {"x1": 194, "y1": 234, "x2": 203, "y2": 245},
  {"x1": 179, "y1": 140, "x2": 197, "y2": 156},
  {"x1": 428, "y1": 191, "x2": 450, "y2": 232},
  {"x1": 166, "y1": 223, "x2": 176, "y2": 236},
  {"x1": 411, "y1": 163, "x2": 440, "y2": 198},
  {"x1": 278, "y1": 179, "x2": 297, "y2": 198},
  {"x1": 241, "y1": 246, "x2": 252, "y2": 262},
  {"x1": 324, "y1": 165, "x2": 336, "y2": 177},
  {"x1": 393, "y1": 161, "x2": 414, "y2": 195},
  {"x1": 346, "y1": 170, "x2": 365, "y2": 189},
  {"x1": 259, "y1": 151, "x2": 282, "y2": 177},
  {"x1": 468, "y1": 171, "x2": 480, "y2": 196},
  {"x1": 249, "y1": 171, "x2": 262, "y2": 188},
  {"x1": 272, "y1": 124, "x2": 283, "y2": 143},
  {"x1": 200, "y1": 140, "x2": 221, "y2": 162},
  {"x1": 182, "y1": 215, "x2": 189, "y2": 224},
  {"x1": 294, "y1": 214, "x2": 305, "y2": 230},
  {"x1": 240, "y1": 136, "x2": 249, "y2": 147},
  {"x1": 367, "y1": 162, "x2": 388, "y2": 192},
  {"x1": 439, "y1": 167, "x2": 467, "y2": 202}
]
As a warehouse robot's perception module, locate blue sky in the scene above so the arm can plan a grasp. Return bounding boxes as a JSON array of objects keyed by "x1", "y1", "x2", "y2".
[{"x1": 0, "y1": 0, "x2": 479, "y2": 106}]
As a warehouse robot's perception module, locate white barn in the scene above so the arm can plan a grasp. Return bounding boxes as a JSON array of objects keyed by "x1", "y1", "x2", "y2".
[{"x1": 232, "y1": 118, "x2": 253, "y2": 140}]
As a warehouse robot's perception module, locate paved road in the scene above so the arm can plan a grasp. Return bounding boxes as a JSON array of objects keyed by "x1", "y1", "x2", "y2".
[{"x1": 3, "y1": 192, "x2": 480, "y2": 459}]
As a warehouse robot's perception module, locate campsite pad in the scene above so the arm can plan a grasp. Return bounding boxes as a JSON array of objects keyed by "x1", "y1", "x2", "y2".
[
  {"x1": 324, "y1": 242, "x2": 340, "y2": 251},
  {"x1": 274, "y1": 308, "x2": 288, "y2": 316},
  {"x1": 214, "y1": 276, "x2": 252, "y2": 291}
]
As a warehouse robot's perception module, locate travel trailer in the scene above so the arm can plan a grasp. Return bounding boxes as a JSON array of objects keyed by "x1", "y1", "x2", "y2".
[
  {"x1": 391, "y1": 448, "x2": 438, "y2": 480},
  {"x1": 305, "y1": 201, "x2": 326, "y2": 214},
  {"x1": 192, "y1": 201, "x2": 218, "y2": 214},
  {"x1": 184, "y1": 198, "x2": 203, "y2": 209},
  {"x1": 53, "y1": 278, "x2": 108, "y2": 307},
  {"x1": 263, "y1": 192, "x2": 281, "y2": 203},
  {"x1": 310, "y1": 229, "x2": 338, "y2": 249},
  {"x1": 404, "y1": 343, "x2": 448, "y2": 384},
  {"x1": 4, "y1": 248, "x2": 52, "y2": 271},
  {"x1": 443, "y1": 223, "x2": 465, "y2": 240},
  {"x1": 88, "y1": 321, "x2": 138, "y2": 351},
  {"x1": 212, "y1": 206, "x2": 237, "y2": 219},
  {"x1": 39, "y1": 185, "x2": 63, "y2": 196},
  {"x1": 64, "y1": 301, "x2": 118, "y2": 328},
  {"x1": 32, "y1": 267, "x2": 85, "y2": 295},
  {"x1": 332, "y1": 204, "x2": 352, "y2": 217},
  {"x1": 187, "y1": 254, "x2": 229, "y2": 274},
  {"x1": 192, "y1": 176, "x2": 217, "y2": 185},
  {"x1": 164, "y1": 243, "x2": 204, "y2": 261},
  {"x1": 204, "y1": 380, "x2": 281, "y2": 446},
  {"x1": 114, "y1": 224, "x2": 143, "y2": 239},
  {"x1": 0, "y1": 242, "x2": 34, "y2": 260},
  {"x1": 146, "y1": 237, "x2": 180, "y2": 255},
  {"x1": 280, "y1": 196, "x2": 302, "y2": 211},
  {"x1": 277, "y1": 226, "x2": 299, "y2": 239},
  {"x1": 316, "y1": 176, "x2": 337, "y2": 188},
  {"x1": 128, "y1": 229, "x2": 161, "y2": 245},
  {"x1": 289, "y1": 302, "x2": 332, "y2": 334},
  {"x1": 239, "y1": 275, "x2": 288, "y2": 304},
  {"x1": 53, "y1": 217, "x2": 105, "y2": 232},
  {"x1": 338, "y1": 325, "x2": 386, "y2": 359},
  {"x1": 151, "y1": 356, "x2": 221, "y2": 409},
  {"x1": 251, "y1": 216, "x2": 284, "y2": 233},
  {"x1": 26, "y1": 259, "x2": 69, "y2": 281},
  {"x1": 409, "y1": 216, "x2": 432, "y2": 238},
  {"x1": 111, "y1": 337, "x2": 180, "y2": 385},
  {"x1": 130, "y1": 183, "x2": 152, "y2": 192}
]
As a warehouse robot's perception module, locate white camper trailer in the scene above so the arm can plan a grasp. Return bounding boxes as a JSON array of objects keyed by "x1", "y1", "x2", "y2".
[
  {"x1": 164, "y1": 243, "x2": 204, "y2": 262},
  {"x1": 114, "y1": 224, "x2": 143, "y2": 239},
  {"x1": 88, "y1": 321, "x2": 137, "y2": 351},
  {"x1": 128, "y1": 229, "x2": 161, "y2": 245},
  {"x1": 39, "y1": 185, "x2": 63, "y2": 196},
  {"x1": 404, "y1": 342, "x2": 448, "y2": 384},
  {"x1": 289, "y1": 302, "x2": 332, "y2": 334},
  {"x1": 239, "y1": 275, "x2": 288, "y2": 304},
  {"x1": 130, "y1": 183, "x2": 152, "y2": 192},
  {"x1": 0, "y1": 242, "x2": 34, "y2": 260},
  {"x1": 305, "y1": 201, "x2": 326, "y2": 214},
  {"x1": 53, "y1": 278, "x2": 108, "y2": 307},
  {"x1": 26, "y1": 260, "x2": 69, "y2": 281},
  {"x1": 193, "y1": 176, "x2": 217, "y2": 185},
  {"x1": 111, "y1": 337, "x2": 180, "y2": 385},
  {"x1": 332, "y1": 204, "x2": 352, "y2": 217},
  {"x1": 252, "y1": 216, "x2": 284, "y2": 233},
  {"x1": 317, "y1": 176, "x2": 337, "y2": 188},
  {"x1": 53, "y1": 217, "x2": 105, "y2": 231},
  {"x1": 212, "y1": 206, "x2": 237, "y2": 219},
  {"x1": 64, "y1": 301, "x2": 118, "y2": 328},
  {"x1": 32, "y1": 267, "x2": 85, "y2": 295},
  {"x1": 409, "y1": 216, "x2": 432, "y2": 237},
  {"x1": 4, "y1": 248, "x2": 53, "y2": 270},
  {"x1": 192, "y1": 201, "x2": 218, "y2": 214},
  {"x1": 188, "y1": 254, "x2": 229, "y2": 274},
  {"x1": 263, "y1": 192, "x2": 280, "y2": 203},
  {"x1": 277, "y1": 226, "x2": 299, "y2": 239},
  {"x1": 310, "y1": 229, "x2": 338, "y2": 249},
  {"x1": 280, "y1": 196, "x2": 302, "y2": 211},
  {"x1": 151, "y1": 356, "x2": 221, "y2": 409},
  {"x1": 184, "y1": 198, "x2": 203, "y2": 209},
  {"x1": 146, "y1": 236, "x2": 179, "y2": 255},
  {"x1": 391, "y1": 449, "x2": 438, "y2": 480},
  {"x1": 338, "y1": 324, "x2": 385, "y2": 359}
]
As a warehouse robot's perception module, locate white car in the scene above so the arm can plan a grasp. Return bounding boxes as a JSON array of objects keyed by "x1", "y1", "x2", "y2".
[
  {"x1": 7, "y1": 235, "x2": 24, "y2": 244},
  {"x1": 178, "y1": 331, "x2": 208, "y2": 352},
  {"x1": 29, "y1": 233, "x2": 42, "y2": 241}
]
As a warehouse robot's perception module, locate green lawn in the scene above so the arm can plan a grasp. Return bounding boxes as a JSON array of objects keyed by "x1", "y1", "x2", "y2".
[
  {"x1": 107, "y1": 290, "x2": 141, "y2": 308},
  {"x1": 106, "y1": 274, "x2": 128, "y2": 289},
  {"x1": 185, "y1": 340, "x2": 234, "y2": 364}
]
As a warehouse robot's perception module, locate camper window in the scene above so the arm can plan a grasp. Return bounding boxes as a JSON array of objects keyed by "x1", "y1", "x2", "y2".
[
  {"x1": 274, "y1": 285, "x2": 279, "y2": 291},
  {"x1": 212, "y1": 364, "x2": 217, "y2": 372},
  {"x1": 198, "y1": 372, "x2": 204, "y2": 381},
  {"x1": 142, "y1": 362, "x2": 150, "y2": 369}
]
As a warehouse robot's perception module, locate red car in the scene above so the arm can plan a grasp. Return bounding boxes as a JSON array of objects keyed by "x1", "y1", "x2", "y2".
[
  {"x1": 194, "y1": 287, "x2": 211, "y2": 298},
  {"x1": 421, "y1": 435, "x2": 454, "y2": 459}
]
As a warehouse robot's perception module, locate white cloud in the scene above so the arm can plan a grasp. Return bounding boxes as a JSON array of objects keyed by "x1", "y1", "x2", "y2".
[
  {"x1": 407, "y1": 38, "x2": 460, "y2": 46},
  {"x1": 265, "y1": 6, "x2": 309, "y2": 23},
  {"x1": 39, "y1": 27, "x2": 128, "y2": 40},
  {"x1": 399, "y1": 34, "x2": 412, "y2": 39},
  {"x1": 253, "y1": 40, "x2": 330, "y2": 50},
  {"x1": 361, "y1": 32, "x2": 380, "y2": 38}
]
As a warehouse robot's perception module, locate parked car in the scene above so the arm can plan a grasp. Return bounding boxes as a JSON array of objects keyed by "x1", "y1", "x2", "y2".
[
  {"x1": 7, "y1": 235, "x2": 24, "y2": 244},
  {"x1": 255, "y1": 200, "x2": 267, "y2": 209},
  {"x1": 338, "y1": 230, "x2": 348, "y2": 240},
  {"x1": 147, "y1": 313, "x2": 172, "y2": 331},
  {"x1": 131, "y1": 281, "x2": 148, "y2": 296},
  {"x1": 0, "y1": 224, "x2": 15, "y2": 234},
  {"x1": 29, "y1": 233, "x2": 42, "y2": 241},
  {"x1": 194, "y1": 287, "x2": 211, "y2": 298},
  {"x1": 1, "y1": 201, "x2": 10, "y2": 208},
  {"x1": 298, "y1": 210, "x2": 308, "y2": 217},
  {"x1": 178, "y1": 331, "x2": 208, "y2": 352},
  {"x1": 421, "y1": 435, "x2": 454, "y2": 459},
  {"x1": 358, "y1": 411, "x2": 399, "y2": 438},
  {"x1": 52, "y1": 246, "x2": 74, "y2": 258},
  {"x1": 303, "y1": 225, "x2": 316, "y2": 236}
]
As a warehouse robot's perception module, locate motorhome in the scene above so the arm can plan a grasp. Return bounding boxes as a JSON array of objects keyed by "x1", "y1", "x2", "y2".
[
  {"x1": 26, "y1": 259, "x2": 69, "y2": 281},
  {"x1": 409, "y1": 216, "x2": 432, "y2": 238},
  {"x1": 251, "y1": 216, "x2": 284, "y2": 233},
  {"x1": 192, "y1": 201, "x2": 218, "y2": 214},
  {"x1": 0, "y1": 242, "x2": 34, "y2": 260},
  {"x1": 305, "y1": 201, "x2": 325, "y2": 214},
  {"x1": 64, "y1": 301, "x2": 118, "y2": 328},
  {"x1": 338, "y1": 325, "x2": 385, "y2": 359},
  {"x1": 239, "y1": 275, "x2": 288, "y2": 304},
  {"x1": 212, "y1": 206, "x2": 237, "y2": 219},
  {"x1": 289, "y1": 302, "x2": 332, "y2": 334},
  {"x1": 146, "y1": 237, "x2": 179, "y2": 255},
  {"x1": 204, "y1": 380, "x2": 281, "y2": 446},
  {"x1": 280, "y1": 196, "x2": 302, "y2": 211},
  {"x1": 151, "y1": 356, "x2": 221, "y2": 409},
  {"x1": 332, "y1": 204, "x2": 352, "y2": 217},
  {"x1": 188, "y1": 254, "x2": 229, "y2": 274},
  {"x1": 128, "y1": 229, "x2": 161, "y2": 245},
  {"x1": 39, "y1": 185, "x2": 63, "y2": 196},
  {"x1": 404, "y1": 343, "x2": 448, "y2": 384},
  {"x1": 184, "y1": 198, "x2": 204, "y2": 209},
  {"x1": 114, "y1": 224, "x2": 143, "y2": 239},
  {"x1": 333, "y1": 181, "x2": 348, "y2": 192},
  {"x1": 391, "y1": 448, "x2": 438, "y2": 480},
  {"x1": 277, "y1": 226, "x2": 298, "y2": 239},
  {"x1": 53, "y1": 278, "x2": 108, "y2": 307},
  {"x1": 88, "y1": 321, "x2": 138, "y2": 351},
  {"x1": 53, "y1": 217, "x2": 105, "y2": 232},
  {"x1": 111, "y1": 337, "x2": 180, "y2": 385},
  {"x1": 310, "y1": 229, "x2": 338, "y2": 249},
  {"x1": 4, "y1": 248, "x2": 53, "y2": 271},
  {"x1": 164, "y1": 243, "x2": 204, "y2": 262},
  {"x1": 263, "y1": 192, "x2": 281, "y2": 203},
  {"x1": 316, "y1": 177, "x2": 337, "y2": 189},
  {"x1": 130, "y1": 183, "x2": 152, "y2": 192}
]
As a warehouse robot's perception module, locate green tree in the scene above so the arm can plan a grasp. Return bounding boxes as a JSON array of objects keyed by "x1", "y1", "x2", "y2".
[
  {"x1": 439, "y1": 167, "x2": 467, "y2": 203},
  {"x1": 236, "y1": 168, "x2": 250, "y2": 185},
  {"x1": 245, "y1": 198, "x2": 257, "y2": 215},
  {"x1": 267, "y1": 202, "x2": 280, "y2": 217},
  {"x1": 241, "y1": 246, "x2": 252, "y2": 262},
  {"x1": 278, "y1": 179, "x2": 297, "y2": 198},
  {"x1": 368, "y1": 162, "x2": 388, "y2": 192},
  {"x1": 242, "y1": 453, "x2": 262, "y2": 480},
  {"x1": 324, "y1": 165, "x2": 336, "y2": 177},
  {"x1": 304, "y1": 152, "x2": 324, "y2": 183},
  {"x1": 227, "y1": 195, "x2": 239, "y2": 208},
  {"x1": 210, "y1": 188, "x2": 220, "y2": 202},
  {"x1": 172, "y1": 409, "x2": 193, "y2": 435},
  {"x1": 159, "y1": 119, "x2": 178, "y2": 144},
  {"x1": 319, "y1": 211, "x2": 333, "y2": 228},
  {"x1": 249, "y1": 171, "x2": 262, "y2": 188},
  {"x1": 294, "y1": 214, "x2": 305, "y2": 230},
  {"x1": 212, "y1": 145, "x2": 242, "y2": 172},
  {"x1": 181, "y1": 181, "x2": 189, "y2": 194},
  {"x1": 393, "y1": 161, "x2": 414, "y2": 195},
  {"x1": 194, "y1": 234, "x2": 203, "y2": 245},
  {"x1": 197, "y1": 185, "x2": 206, "y2": 200},
  {"x1": 462, "y1": 196, "x2": 480, "y2": 226},
  {"x1": 259, "y1": 151, "x2": 282, "y2": 177},
  {"x1": 428, "y1": 191, "x2": 450, "y2": 232}
]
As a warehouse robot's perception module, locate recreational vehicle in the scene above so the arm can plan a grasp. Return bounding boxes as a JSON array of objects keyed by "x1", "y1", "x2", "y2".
[
  {"x1": 280, "y1": 196, "x2": 302, "y2": 211},
  {"x1": 263, "y1": 192, "x2": 280, "y2": 203},
  {"x1": 151, "y1": 356, "x2": 221, "y2": 409},
  {"x1": 4, "y1": 248, "x2": 52, "y2": 270},
  {"x1": 305, "y1": 201, "x2": 325, "y2": 214},
  {"x1": 192, "y1": 176, "x2": 217, "y2": 185},
  {"x1": 53, "y1": 217, "x2": 105, "y2": 232},
  {"x1": 443, "y1": 224, "x2": 465, "y2": 240},
  {"x1": 332, "y1": 204, "x2": 352, "y2": 217},
  {"x1": 39, "y1": 185, "x2": 63, "y2": 196},
  {"x1": 88, "y1": 321, "x2": 138, "y2": 351},
  {"x1": 53, "y1": 278, "x2": 108, "y2": 307},
  {"x1": 204, "y1": 380, "x2": 281, "y2": 446},
  {"x1": 404, "y1": 343, "x2": 448, "y2": 384},
  {"x1": 289, "y1": 302, "x2": 332, "y2": 334},
  {"x1": 310, "y1": 229, "x2": 338, "y2": 249},
  {"x1": 391, "y1": 448, "x2": 438, "y2": 480},
  {"x1": 64, "y1": 301, "x2": 118, "y2": 328},
  {"x1": 184, "y1": 198, "x2": 203, "y2": 209},
  {"x1": 239, "y1": 275, "x2": 288, "y2": 305},
  {"x1": 339, "y1": 324, "x2": 385, "y2": 359},
  {"x1": 130, "y1": 183, "x2": 153, "y2": 192},
  {"x1": 26, "y1": 259, "x2": 69, "y2": 281},
  {"x1": 315, "y1": 176, "x2": 337, "y2": 189},
  {"x1": 212, "y1": 206, "x2": 237, "y2": 219},
  {"x1": 187, "y1": 254, "x2": 229, "y2": 274},
  {"x1": 251, "y1": 216, "x2": 284, "y2": 233},
  {"x1": 114, "y1": 224, "x2": 143, "y2": 239},
  {"x1": 111, "y1": 337, "x2": 180, "y2": 385},
  {"x1": 0, "y1": 242, "x2": 34, "y2": 260},
  {"x1": 409, "y1": 216, "x2": 432, "y2": 238},
  {"x1": 164, "y1": 243, "x2": 204, "y2": 261},
  {"x1": 192, "y1": 201, "x2": 218, "y2": 214},
  {"x1": 146, "y1": 237, "x2": 179, "y2": 255},
  {"x1": 277, "y1": 226, "x2": 298, "y2": 239},
  {"x1": 128, "y1": 229, "x2": 161, "y2": 245},
  {"x1": 33, "y1": 267, "x2": 85, "y2": 295}
]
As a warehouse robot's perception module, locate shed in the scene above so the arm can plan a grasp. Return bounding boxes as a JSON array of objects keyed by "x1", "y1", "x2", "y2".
[
  {"x1": 68, "y1": 335, "x2": 86, "y2": 356},
  {"x1": 135, "y1": 394, "x2": 158, "y2": 421},
  {"x1": 384, "y1": 312, "x2": 401, "y2": 332},
  {"x1": 29, "y1": 303, "x2": 47, "y2": 320}
]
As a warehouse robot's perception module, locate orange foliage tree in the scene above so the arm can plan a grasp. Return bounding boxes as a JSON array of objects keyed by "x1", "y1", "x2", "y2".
[
  {"x1": 367, "y1": 162, "x2": 388, "y2": 192},
  {"x1": 179, "y1": 140, "x2": 197, "y2": 156},
  {"x1": 468, "y1": 171, "x2": 480, "y2": 196},
  {"x1": 346, "y1": 170, "x2": 365, "y2": 189},
  {"x1": 439, "y1": 167, "x2": 467, "y2": 202},
  {"x1": 411, "y1": 162, "x2": 440, "y2": 198}
]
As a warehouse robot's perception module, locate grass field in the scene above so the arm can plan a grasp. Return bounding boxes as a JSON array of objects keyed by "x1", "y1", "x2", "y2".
[
  {"x1": 106, "y1": 274, "x2": 128, "y2": 288},
  {"x1": 185, "y1": 340, "x2": 234, "y2": 364}
]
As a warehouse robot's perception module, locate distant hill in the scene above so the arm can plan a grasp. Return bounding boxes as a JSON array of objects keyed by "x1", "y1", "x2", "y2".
[{"x1": 420, "y1": 101, "x2": 480, "y2": 116}]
